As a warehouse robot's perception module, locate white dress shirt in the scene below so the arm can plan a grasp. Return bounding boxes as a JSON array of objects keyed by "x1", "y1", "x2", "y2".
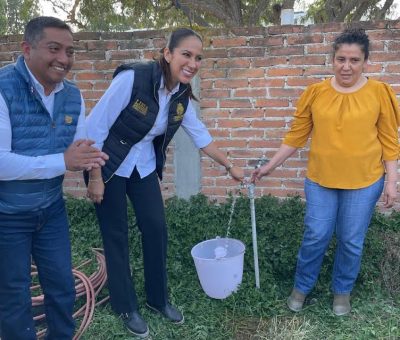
[
  {"x1": 0, "y1": 63, "x2": 86, "y2": 180},
  {"x1": 86, "y1": 69, "x2": 212, "y2": 179}
]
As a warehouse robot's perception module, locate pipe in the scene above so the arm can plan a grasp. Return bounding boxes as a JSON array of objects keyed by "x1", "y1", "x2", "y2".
[{"x1": 248, "y1": 183, "x2": 260, "y2": 289}]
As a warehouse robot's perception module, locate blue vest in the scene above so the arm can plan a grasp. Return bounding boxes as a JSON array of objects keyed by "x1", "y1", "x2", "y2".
[
  {"x1": 101, "y1": 61, "x2": 190, "y2": 182},
  {"x1": 0, "y1": 55, "x2": 81, "y2": 214}
]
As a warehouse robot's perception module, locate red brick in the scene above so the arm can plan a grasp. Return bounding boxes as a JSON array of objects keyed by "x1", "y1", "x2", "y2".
[
  {"x1": 204, "y1": 49, "x2": 229, "y2": 58},
  {"x1": 220, "y1": 99, "x2": 252, "y2": 108},
  {"x1": 200, "y1": 69, "x2": 227, "y2": 78},
  {"x1": 249, "y1": 36, "x2": 284, "y2": 47},
  {"x1": 143, "y1": 50, "x2": 159, "y2": 60},
  {"x1": 208, "y1": 129, "x2": 230, "y2": 138},
  {"x1": 93, "y1": 60, "x2": 121, "y2": 70},
  {"x1": 231, "y1": 130, "x2": 265, "y2": 138},
  {"x1": 287, "y1": 34, "x2": 323, "y2": 45},
  {"x1": 228, "y1": 47, "x2": 265, "y2": 58},
  {"x1": 367, "y1": 52, "x2": 399, "y2": 62},
  {"x1": 234, "y1": 88, "x2": 266, "y2": 97},
  {"x1": 385, "y1": 64, "x2": 400, "y2": 73},
  {"x1": 214, "y1": 79, "x2": 248, "y2": 88},
  {"x1": 201, "y1": 109, "x2": 230, "y2": 118},
  {"x1": 201, "y1": 89, "x2": 230, "y2": 98},
  {"x1": 251, "y1": 120, "x2": 286, "y2": 128},
  {"x1": 303, "y1": 67, "x2": 333, "y2": 76},
  {"x1": 75, "y1": 72, "x2": 106, "y2": 81},
  {"x1": 249, "y1": 79, "x2": 285, "y2": 87},
  {"x1": 367, "y1": 30, "x2": 400, "y2": 41},
  {"x1": 370, "y1": 41, "x2": 385, "y2": 52},
  {"x1": 76, "y1": 82, "x2": 94, "y2": 91},
  {"x1": 255, "y1": 98, "x2": 290, "y2": 108},
  {"x1": 269, "y1": 46, "x2": 304, "y2": 56},
  {"x1": 212, "y1": 37, "x2": 247, "y2": 48},
  {"x1": 307, "y1": 44, "x2": 332, "y2": 54},
  {"x1": 268, "y1": 25, "x2": 305, "y2": 35},
  {"x1": 200, "y1": 99, "x2": 218, "y2": 108},
  {"x1": 217, "y1": 119, "x2": 250, "y2": 128},
  {"x1": 289, "y1": 55, "x2": 326, "y2": 65},
  {"x1": 231, "y1": 109, "x2": 265, "y2": 118},
  {"x1": 267, "y1": 68, "x2": 304, "y2": 77},
  {"x1": 230, "y1": 68, "x2": 265, "y2": 78},
  {"x1": 269, "y1": 88, "x2": 303, "y2": 97},
  {"x1": 75, "y1": 51, "x2": 105, "y2": 60},
  {"x1": 108, "y1": 50, "x2": 141, "y2": 60},
  {"x1": 364, "y1": 64, "x2": 383, "y2": 73},
  {"x1": 254, "y1": 56, "x2": 287, "y2": 67},
  {"x1": 200, "y1": 79, "x2": 214, "y2": 89},
  {"x1": 0, "y1": 53, "x2": 13, "y2": 62},
  {"x1": 0, "y1": 43, "x2": 19, "y2": 52},
  {"x1": 214, "y1": 139, "x2": 247, "y2": 148},
  {"x1": 286, "y1": 77, "x2": 321, "y2": 86},
  {"x1": 264, "y1": 129, "x2": 288, "y2": 138},
  {"x1": 73, "y1": 61, "x2": 93, "y2": 70},
  {"x1": 87, "y1": 40, "x2": 118, "y2": 51},
  {"x1": 216, "y1": 59, "x2": 251, "y2": 68},
  {"x1": 82, "y1": 91, "x2": 104, "y2": 100},
  {"x1": 94, "y1": 82, "x2": 111, "y2": 90}
]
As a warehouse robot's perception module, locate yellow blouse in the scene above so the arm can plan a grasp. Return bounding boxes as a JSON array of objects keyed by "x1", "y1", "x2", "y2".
[{"x1": 283, "y1": 78, "x2": 400, "y2": 189}]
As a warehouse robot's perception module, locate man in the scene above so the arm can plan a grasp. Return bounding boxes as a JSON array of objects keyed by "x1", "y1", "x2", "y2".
[{"x1": 0, "y1": 17, "x2": 108, "y2": 339}]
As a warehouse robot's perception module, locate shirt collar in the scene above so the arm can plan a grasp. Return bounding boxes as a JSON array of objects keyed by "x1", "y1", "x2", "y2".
[
  {"x1": 160, "y1": 76, "x2": 180, "y2": 95},
  {"x1": 24, "y1": 60, "x2": 64, "y2": 96}
]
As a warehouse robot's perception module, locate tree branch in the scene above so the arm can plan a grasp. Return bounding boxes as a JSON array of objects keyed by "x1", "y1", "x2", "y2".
[
  {"x1": 172, "y1": 0, "x2": 210, "y2": 26},
  {"x1": 248, "y1": 0, "x2": 271, "y2": 26},
  {"x1": 375, "y1": 0, "x2": 394, "y2": 20},
  {"x1": 179, "y1": 0, "x2": 241, "y2": 27}
]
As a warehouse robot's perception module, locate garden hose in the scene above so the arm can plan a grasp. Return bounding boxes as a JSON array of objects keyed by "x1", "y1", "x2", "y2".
[{"x1": 30, "y1": 248, "x2": 108, "y2": 339}]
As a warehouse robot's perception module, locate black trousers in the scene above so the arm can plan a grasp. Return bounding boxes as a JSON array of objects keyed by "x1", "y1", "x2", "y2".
[{"x1": 94, "y1": 168, "x2": 168, "y2": 314}]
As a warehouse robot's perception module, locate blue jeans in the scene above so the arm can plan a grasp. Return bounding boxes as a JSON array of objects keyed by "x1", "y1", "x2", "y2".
[
  {"x1": 294, "y1": 176, "x2": 384, "y2": 295},
  {"x1": 0, "y1": 198, "x2": 76, "y2": 340}
]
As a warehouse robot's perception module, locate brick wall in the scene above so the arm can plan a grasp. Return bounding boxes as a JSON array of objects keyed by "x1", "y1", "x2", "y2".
[{"x1": 1, "y1": 21, "x2": 399, "y2": 211}]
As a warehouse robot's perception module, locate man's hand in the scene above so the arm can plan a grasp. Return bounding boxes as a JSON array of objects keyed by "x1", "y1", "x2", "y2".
[{"x1": 64, "y1": 139, "x2": 109, "y2": 171}]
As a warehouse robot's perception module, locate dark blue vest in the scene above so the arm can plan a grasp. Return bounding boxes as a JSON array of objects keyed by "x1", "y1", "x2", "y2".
[
  {"x1": 0, "y1": 55, "x2": 81, "y2": 214},
  {"x1": 101, "y1": 61, "x2": 190, "y2": 182}
]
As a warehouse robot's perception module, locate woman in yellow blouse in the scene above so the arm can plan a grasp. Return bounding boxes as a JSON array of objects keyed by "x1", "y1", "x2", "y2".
[{"x1": 252, "y1": 28, "x2": 399, "y2": 316}]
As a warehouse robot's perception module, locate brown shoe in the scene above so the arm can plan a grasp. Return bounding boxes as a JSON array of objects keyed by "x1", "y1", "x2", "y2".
[
  {"x1": 333, "y1": 294, "x2": 351, "y2": 316},
  {"x1": 287, "y1": 288, "x2": 306, "y2": 312}
]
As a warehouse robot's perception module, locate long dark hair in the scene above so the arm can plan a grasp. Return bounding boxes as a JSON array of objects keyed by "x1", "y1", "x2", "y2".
[{"x1": 159, "y1": 28, "x2": 203, "y2": 100}]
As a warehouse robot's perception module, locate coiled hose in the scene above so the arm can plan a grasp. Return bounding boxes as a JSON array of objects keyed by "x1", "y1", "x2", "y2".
[{"x1": 30, "y1": 248, "x2": 108, "y2": 339}]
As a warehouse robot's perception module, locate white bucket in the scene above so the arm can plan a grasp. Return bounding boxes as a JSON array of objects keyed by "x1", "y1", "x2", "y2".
[{"x1": 191, "y1": 238, "x2": 245, "y2": 299}]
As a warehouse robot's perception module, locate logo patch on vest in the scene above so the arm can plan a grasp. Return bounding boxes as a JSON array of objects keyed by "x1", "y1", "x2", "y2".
[
  {"x1": 64, "y1": 115, "x2": 73, "y2": 125},
  {"x1": 174, "y1": 103, "x2": 185, "y2": 122},
  {"x1": 132, "y1": 99, "x2": 148, "y2": 115}
]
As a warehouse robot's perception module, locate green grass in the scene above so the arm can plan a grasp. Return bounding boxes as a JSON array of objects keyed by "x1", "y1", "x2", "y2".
[{"x1": 66, "y1": 194, "x2": 400, "y2": 339}]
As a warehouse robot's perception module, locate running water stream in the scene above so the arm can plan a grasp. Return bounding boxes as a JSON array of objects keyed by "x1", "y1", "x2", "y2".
[{"x1": 213, "y1": 192, "x2": 238, "y2": 259}]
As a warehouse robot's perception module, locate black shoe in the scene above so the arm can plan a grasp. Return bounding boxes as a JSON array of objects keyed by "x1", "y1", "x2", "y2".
[
  {"x1": 146, "y1": 302, "x2": 184, "y2": 324},
  {"x1": 121, "y1": 311, "x2": 149, "y2": 338}
]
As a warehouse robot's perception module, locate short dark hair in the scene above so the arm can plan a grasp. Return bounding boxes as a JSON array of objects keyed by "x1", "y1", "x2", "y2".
[
  {"x1": 333, "y1": 28, "x2": 370, "y2": 60},
  {"x1": 159, "y1": 28, "x2": 203, "y2": 99},
  {"x1": 24, "y1": 16, "x2": 73, "y2": 46}
]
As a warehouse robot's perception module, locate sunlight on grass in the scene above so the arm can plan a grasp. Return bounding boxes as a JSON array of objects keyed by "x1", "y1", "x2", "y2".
[{"x1": 235, "y1": 315, "x2": 316, "y2": 339}]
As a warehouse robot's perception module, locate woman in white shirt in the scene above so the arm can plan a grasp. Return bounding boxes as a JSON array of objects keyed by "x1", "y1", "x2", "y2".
[{"x1": 86, "y1": 28, "x2": 243, "y2": 338}]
